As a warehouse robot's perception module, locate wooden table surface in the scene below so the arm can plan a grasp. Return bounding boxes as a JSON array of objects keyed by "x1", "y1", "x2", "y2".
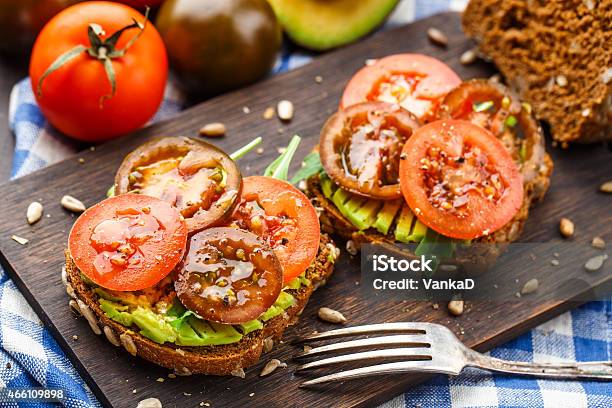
[{"x1": 0, "y1": 54, "x2": 28, "y2": 181}]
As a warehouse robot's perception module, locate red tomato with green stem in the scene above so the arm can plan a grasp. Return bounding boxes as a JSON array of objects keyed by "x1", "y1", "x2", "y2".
[{"x1": 29, "y1": 2, "x2": 168, "y2": 142}]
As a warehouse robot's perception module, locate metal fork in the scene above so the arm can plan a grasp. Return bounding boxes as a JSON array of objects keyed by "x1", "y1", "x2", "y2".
[{"x1": 294, "y1": 322, "x2": 612, "y2": 386}]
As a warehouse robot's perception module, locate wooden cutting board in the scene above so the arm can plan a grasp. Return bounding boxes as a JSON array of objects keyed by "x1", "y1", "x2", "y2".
[{"x1": 0, "y1": 12, "x2": 610, "y2": 408}]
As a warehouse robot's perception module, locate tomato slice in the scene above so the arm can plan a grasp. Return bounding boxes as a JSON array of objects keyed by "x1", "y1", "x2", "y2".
[
  {"x1": 399, "y1": 120, "x2": 524, "y2": 240},
  {"x1": 341, "y1": 54, "x2": 461, "y2": 122},
  {"x1": 319, "y1": 101, "x2": 420, "y2": 200},
  {"x1": 231, "y1": 176, "x2": 320, "y2": 284},
  {"x1": 175, "y1": 227, "x2": 283, "y2": 324},
  {"x1": 115, "y1": 137, "x2": 242, "y2": 235},
  {"x1": 438, "y1": 79, "x2": 547, "y2": 185},
  {"x1": 68, "y1": 194, "x2": 188, "y2": 291}
]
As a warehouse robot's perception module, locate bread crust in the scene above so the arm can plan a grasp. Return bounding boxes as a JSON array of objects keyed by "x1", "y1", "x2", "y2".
[
  {"x1": 462, "y1": 0, "x2": 611, "y2": 144},
  {"x1": 64, "y1": 234, "x2": 337, "y2": 376}
]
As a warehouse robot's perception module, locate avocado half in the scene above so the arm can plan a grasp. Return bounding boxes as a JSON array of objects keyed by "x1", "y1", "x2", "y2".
[{"x1": 268, "y1": 0, "x2": 400, "y2": 51}]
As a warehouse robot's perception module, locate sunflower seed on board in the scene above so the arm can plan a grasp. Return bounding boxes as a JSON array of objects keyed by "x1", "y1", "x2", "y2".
[
  {"x1": 591, "y1": 237, "x2": 606, "y2": 249},
  {"x1": 600, "y1": 181, "x2": 612, "y2": 193},
  {"x1": 521, "y1": 278, "x2": 539, "y2": 295},
  {"x1": 199, "y1": 122, "x2": 226, "y2": 137},
  {"x1": 11, "y1": 235, "x2": 28, "y2": 245},
  {"x1": 260, "y1": 359, "x2": 287, "y2": 376},
  {"x1": 61, "y1": 195, "x2": 86, "y2": 213},
  {"x1": 277, "y1": 100, "x2": 294, "y2": 121},
  {"x1": 585, "y1": 254, "x2": 608, "y2": 272},
  {"x1": 460, "y1": 49, "x2": 477, "y2": 65},
  {"x1": 448, "y1": 300, "x2": 464, "y2": 316},
  {"x1": 137, "y1": 398, "x2": 163, "y2": 408},
  {"x1": 559, "y1": 218, "x2": 574, "y2": 238},
  {"x1": 427, "y1": 27, "x2": 448, "y2": 46},
  {"x1": 27, "y1": 202, "x2": 43, "y2": 224},
  {"x1": 318, "y1": 307, "x2": 347, "y2": 324},
  {"x1": 262, "y1": 107, "x2": 275, "y2": 120}
]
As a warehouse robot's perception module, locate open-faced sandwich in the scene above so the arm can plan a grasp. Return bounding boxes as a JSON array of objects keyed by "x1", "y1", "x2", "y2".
[
  {"x1": 303, "y1": 54, "x2": 553, "y2": 267},
  {"x1": 64, "y1": 136, "x2": 339, "y2": 376}
]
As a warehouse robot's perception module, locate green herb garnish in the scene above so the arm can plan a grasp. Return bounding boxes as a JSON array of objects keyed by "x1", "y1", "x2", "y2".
[
  {"x1": 229, "y1": 137, "x2": 262, "y2": 161},
  {"x1": 264, "y1": 135, "x2": 301, "y2": 181},
  {"x1": 505, "y1": 115, "x2": 517, "y2": 128},
  {"x1": 473, "y1": 100, "x2": 494, "y2": 112},
  {"x1": 290, "y1": 151, "x2": 323, "y2": 185}
]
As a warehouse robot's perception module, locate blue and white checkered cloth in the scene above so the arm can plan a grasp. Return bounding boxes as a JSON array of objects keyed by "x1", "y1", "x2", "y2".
[{"x1": 2, "y1": 1, "x2": 610, "y2": 407}]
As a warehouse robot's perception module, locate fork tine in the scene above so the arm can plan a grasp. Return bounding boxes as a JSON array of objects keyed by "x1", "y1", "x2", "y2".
[
  {"x1": 294, "y1": 323, "x2": 429, "y2": 343},
  {"x1": 299, "y1": 361, "x2": 460, "y2": 387},
  {"x1": 294, "y1": 335, "x2": 430, "y2": 359},
  {"x1": 295, "y1": 347, "x2": 432, "y2": 371}
]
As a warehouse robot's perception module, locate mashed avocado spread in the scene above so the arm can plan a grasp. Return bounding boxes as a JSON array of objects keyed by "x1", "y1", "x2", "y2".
[{"x1": 93, "y1": 275, "x2": 308, "y2": 346}]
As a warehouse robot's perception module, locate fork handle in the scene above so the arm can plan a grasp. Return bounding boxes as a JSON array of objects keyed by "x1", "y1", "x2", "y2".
[{"x1": 465, "y1": 349, "x2": 612, "y2": 380}]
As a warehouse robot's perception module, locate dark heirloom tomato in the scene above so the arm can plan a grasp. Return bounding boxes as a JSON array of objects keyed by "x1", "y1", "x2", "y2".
[
  {"x1": 341, "y1": 54, "x2": 461, "y2": 122},
  {"x1": 115, "y1": 137, "x2": 242, "y2": 235},
  {"x1": 399, "y1": 120, "x2": 524, "y2": 240},
  {"x1": 175, "y1": 227, "x2": 283, "y2": 324},
  {"x1": 438, "y1": 79, "x2": 546, "y2": 185},
  {"x1": 319, "y1": 101, "x2": 420, "y2": 200},
  {"x1": 231, "y1": 176, "x2": 320, "y2": 284},
  {"x1": 68, "y1": 195, "x2": 188, "y2": 291}
]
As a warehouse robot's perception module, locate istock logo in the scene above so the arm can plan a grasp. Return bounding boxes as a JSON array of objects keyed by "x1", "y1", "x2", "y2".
[{"x1": 372, "y1": 254, "x2": 434, "y2": 272}]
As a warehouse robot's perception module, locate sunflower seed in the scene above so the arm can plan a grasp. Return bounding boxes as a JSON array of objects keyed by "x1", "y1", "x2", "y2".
[
  {"x1": 11, "y1": 235, "x2": 28, "y2": 245},
  {"x1": 599, "y1": 181, "x2": 612, "y2": 193},
  {"x1": 555, "y1": 75, "x2": 568, "y2": 87},
  {"x1": 137, "y1": 398, "x2": 162, "y2": 408},
  {"x1": 262, "y1": 107, "x2": 275, "y2": 120},
  {"x1": 318, "y1": 307, "x2": 347, "y2": 324},
  {"x1": 346, "y1": 240, "x2": 357, "y2": 256},
  {"x1": 277, "y1": 100, "x2": 294, "y2": 121},
  {"x1": 199, "y1": 122, "x2": 226, "y2": 137},
  {"x1": 260, "y1": 359, "x2": 286, "y2": 376},
  {"x1": 427, "y1": 27, "x2": 448, "y2": 46},
  {"x1": 460, "y1": 49, "x2": 477, "y2": 65},
  {"x1": 103, "y1": 326, "x2": 120, "y2": 347},
  {"x1": 585, "y1": 254, "x2": 608, "y2": 272},
  {"x1": 448, "y1": 300, "x2": 464, "y2": 316},
  {"x1": 591, "y1": 236, "x2": 606, "y2": 249},
  {"x1": 61, "y1": 195, "x2": 86, "y2": 213},
  {"x1": 120, "y1": 333, "x2": 137, "y2": 356},
  {"x1": 521, "y1": 278, "x2": 539, "y2": 295},
  {"x1": 314, "y1": 75, "x2": 323, "y2": 83},
  {"x1": 263, "y1": 337, "x2": 274, "y2": 353},
  {"x1": 27, "y1": 202, "x2": 43, "y2": 224},
  {"x1": 559, "y1": 218, "x2": 574, "y2": 238}
]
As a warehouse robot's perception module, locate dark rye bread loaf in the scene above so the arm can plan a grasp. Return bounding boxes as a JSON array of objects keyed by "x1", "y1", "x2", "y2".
[
  {"x1": 64, "y1": 234, "x2": 338, "y2": 376},
  {"x1": 463, "y1": 0, "x2": 611, "y2": 144}
]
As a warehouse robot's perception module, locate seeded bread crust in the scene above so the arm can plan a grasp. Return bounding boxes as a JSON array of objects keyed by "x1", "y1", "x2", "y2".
[
  {"x1": 462, "y1": 0, "x2": 611, "y2": 144},
  {"x1": 64, "y1": 234, "x2": 336, "y2": 376}
]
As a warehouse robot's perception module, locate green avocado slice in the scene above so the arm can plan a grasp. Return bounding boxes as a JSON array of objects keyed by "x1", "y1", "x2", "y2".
[
  {"x1": 268, "y1": 0, "x2": 400, "y2": 50},
  {"x1": 131, "y1": 307, "x2": 177, "y2": 344},
  {"x1": 373, "y1": 199, "x2": 402, "y2": 235}
]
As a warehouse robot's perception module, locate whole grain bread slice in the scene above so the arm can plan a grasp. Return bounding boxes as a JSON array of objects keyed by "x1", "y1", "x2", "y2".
[
  {"x1": 64, "y1": 234, "x2": 337, "y2": 376},
  {"x1": 462, "y1": 0, "x2": 611, "y2": 144}
]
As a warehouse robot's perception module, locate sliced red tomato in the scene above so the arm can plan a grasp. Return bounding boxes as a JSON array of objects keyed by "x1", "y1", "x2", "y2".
[
  {"x1": 68, "y1": 194, "x2": 188, "y2": 291},
  {"x1": 341, "y1": 54, "x2": 461, "y2": 122},
  {"x1": 175, "y1": 227, "x2": 283, "y2": 324},
  {"x1": 231, "y1": 176, "x2": 320, "y2": 284},
  {"x1": 399, "y1": 120, "x2": 524, "y2": 240}
]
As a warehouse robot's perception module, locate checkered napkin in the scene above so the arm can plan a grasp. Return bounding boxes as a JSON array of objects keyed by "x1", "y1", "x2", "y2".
[{"x1": 2, "y1": 1, "x2": 610, "y2": 407}]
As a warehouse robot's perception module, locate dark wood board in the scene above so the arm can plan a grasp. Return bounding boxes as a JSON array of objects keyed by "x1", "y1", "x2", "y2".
[{"x1": 0, "y1": 12, "x2": 610, "y2": 408}]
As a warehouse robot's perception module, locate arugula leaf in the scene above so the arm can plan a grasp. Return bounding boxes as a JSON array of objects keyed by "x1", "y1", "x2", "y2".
[
  {"x1": 290, "y1": 151, "x2": 323, "y2": 185},
  {"x1": 264, "y1": 135, "x2": 301, "y2": 181}
]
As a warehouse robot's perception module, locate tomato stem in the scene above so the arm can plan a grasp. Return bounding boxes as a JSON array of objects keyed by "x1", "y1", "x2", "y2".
[{"x1": 36, "y1": 7, "x2": 151, "y2": 107}]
